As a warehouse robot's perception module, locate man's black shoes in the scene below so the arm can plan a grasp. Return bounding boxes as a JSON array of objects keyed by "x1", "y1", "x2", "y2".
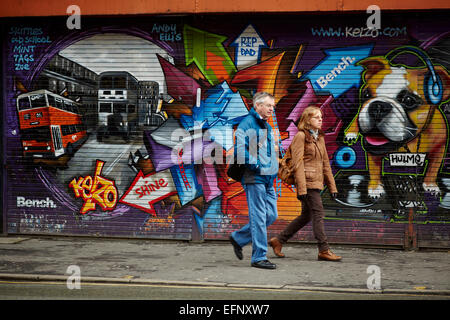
[
  {"x1": 251, "y1": 260, "x2": 276, "y2": 269},
  {"x1": 229, "y1": 236, "x2": 276, "y2": 269},
  {"x1": 229, "y1": 235, "x2": 243, "y2": 260}
]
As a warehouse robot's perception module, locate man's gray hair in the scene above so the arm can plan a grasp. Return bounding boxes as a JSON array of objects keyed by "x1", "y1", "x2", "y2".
[{"x1": 253, "y1": 92, "x2": 274, "y2": 107}]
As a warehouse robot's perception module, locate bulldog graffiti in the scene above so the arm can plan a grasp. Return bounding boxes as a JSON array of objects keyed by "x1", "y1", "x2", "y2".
[{"x1": 344, "y1": 47, "x2": 450, "y2": 199}]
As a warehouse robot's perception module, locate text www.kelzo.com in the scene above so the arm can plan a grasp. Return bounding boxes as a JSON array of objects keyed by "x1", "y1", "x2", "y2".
[{"x1": 311, "y1": 26, "x2": 407, "y2": 38}]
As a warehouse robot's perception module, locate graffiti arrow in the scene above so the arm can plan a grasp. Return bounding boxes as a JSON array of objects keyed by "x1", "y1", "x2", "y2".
[
  {"x1": 230, "y1": 24, "x2": 268, "y2": 70},
  {"x1": 180, "y1": 81, "x2": 249, "y2": 150},
  {"x1": 157, "y1": 54, "x2": 201, "y2": 106},
  {"x1": 183, "y1": 24, "x2": 237, "y2": 86},
  {"x1": 301, "y1": 44, "x2": 373, "y2": 98},
  {"x1": 119, "y1": 169, "x2": 177, "y2": 215},
  {"x1": 231, "y1": 52, "x2": 285, "y2": 94},
  {"x1": 206, "y1": 50, "x2": 231, "y2": 84}
]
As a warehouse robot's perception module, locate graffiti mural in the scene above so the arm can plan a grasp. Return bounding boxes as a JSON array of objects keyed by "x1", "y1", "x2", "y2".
[{"x1": 3, "y1": 12, "x2": 450, "y2": 245}]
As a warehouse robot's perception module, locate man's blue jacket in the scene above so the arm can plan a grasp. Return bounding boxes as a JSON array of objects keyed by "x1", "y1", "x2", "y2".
[{"x1": 234, "y1": 108, "x2": 279, "y2": 184}]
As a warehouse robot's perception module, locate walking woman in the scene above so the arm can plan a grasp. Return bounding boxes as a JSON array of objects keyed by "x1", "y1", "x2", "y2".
[{"x1": 269, "y1": 105, "x2": 341, "y2": 261}]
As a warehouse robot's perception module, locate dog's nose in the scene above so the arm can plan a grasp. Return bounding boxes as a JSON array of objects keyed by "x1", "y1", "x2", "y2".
[{"x1": 368, "y1": 101, "x2": 392, "y2": 120}]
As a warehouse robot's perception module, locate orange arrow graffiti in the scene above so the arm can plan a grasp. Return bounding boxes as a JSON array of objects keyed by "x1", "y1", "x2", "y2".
[
  {"x1": 206, "y1": 50, "x2": 231, "y2": 84},
  {"x1": 231, "y1": 52, "x2": 285, "y2": 95}
]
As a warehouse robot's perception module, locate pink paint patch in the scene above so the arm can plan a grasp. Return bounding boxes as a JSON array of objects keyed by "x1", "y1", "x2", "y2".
[{"x1": 365, "y1": 135, "x2": 389, "y2": 146}]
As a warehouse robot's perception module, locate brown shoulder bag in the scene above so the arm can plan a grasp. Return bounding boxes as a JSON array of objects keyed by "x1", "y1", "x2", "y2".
[{"x1": 278, "y1": 145, "x2": 295, "y2": 185}]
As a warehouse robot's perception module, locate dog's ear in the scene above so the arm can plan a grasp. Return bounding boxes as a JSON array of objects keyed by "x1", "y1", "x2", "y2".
[{"x1": 357, "y1": 57, "x2": 390, "y2": 82}]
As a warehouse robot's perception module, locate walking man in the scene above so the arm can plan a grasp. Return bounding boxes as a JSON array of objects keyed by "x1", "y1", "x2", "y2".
[{"x1": 229, "y1": 92, "x2": 279, "y2": 269}]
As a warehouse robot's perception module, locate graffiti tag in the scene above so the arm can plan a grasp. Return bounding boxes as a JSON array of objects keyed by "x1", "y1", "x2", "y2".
[
  {"x1": 17, "y1": 196, "x2": 57, "y2": 208},
  {"x1": 310, "y1": 26, "x2": 407, "y2": 38},
  {"x1": 9, "y1": 27, "x2": 51, "y2": 71},
  {"x1": 302, "y1": 45, "x2": 373, "y2": 98},
  {"x1": 151, "y1": 23, "x2": 181, "y2": 41},
  {"x1": 178, "y1": 149, "x2": 192, "y2": 190},
  {"x1": 120, "y1": 169, "x2": 177, "y2": 215},
  {"x1": 69, "y1": 160, "x2": 118, "y2": 214},
  {"x1": 144, "y1": 216, "x2": 175, "y2": 231},
  {"x1": 231, "y1": 24, "x2": 267, "y2": 70},
  {"x1": 315, "y1": 56, "x2": 356, "y2": 90},
  {"x1": 389, "y1": 153, "x2": 426, "y2": 167}
]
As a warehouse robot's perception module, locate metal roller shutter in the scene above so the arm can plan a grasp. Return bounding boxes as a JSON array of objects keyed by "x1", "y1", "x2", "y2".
[{"x1": 2, "y1": 11, "x2": 450, "y2": 248}]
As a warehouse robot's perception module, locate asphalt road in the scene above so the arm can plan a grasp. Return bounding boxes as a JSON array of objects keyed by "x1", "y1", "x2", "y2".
[{"x1": 1, "y1": 280, "x2": 448, "y2": 300}]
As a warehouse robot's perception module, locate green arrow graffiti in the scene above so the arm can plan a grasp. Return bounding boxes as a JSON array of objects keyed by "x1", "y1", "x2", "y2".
[{"x1": 183, "y1": 24, "x2": 237, "y2": 85}]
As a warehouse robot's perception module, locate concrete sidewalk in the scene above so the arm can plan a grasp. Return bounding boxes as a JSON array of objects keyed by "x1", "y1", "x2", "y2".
[{"x1": 0, "y1": 236, "x2": 449, "y2": 295}]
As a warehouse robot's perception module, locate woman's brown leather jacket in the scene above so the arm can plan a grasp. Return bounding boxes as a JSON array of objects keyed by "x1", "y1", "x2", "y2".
[{"x1": 290, "y1": 129, "x2": 338, "y2": 197}]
